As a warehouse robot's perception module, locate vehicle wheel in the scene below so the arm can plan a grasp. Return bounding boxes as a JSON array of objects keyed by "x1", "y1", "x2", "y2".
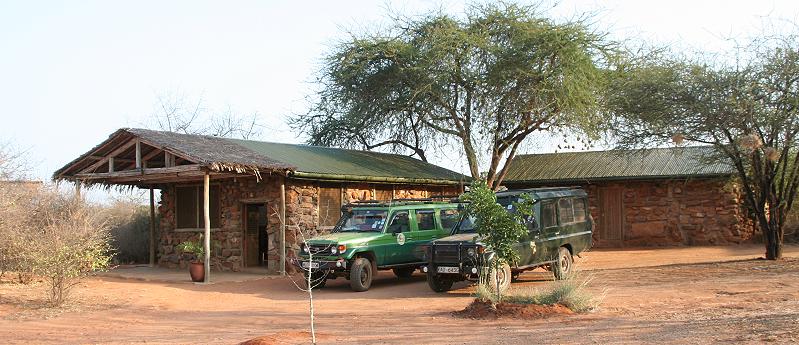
[
  {"x1": 484, "y1": 262, "x2": 512, "y2": 294},
  {"x1": 426, "y1": 271, "x2": 454, "y2": 292},
  {"x1": 349, "y1": 257, "x2": 373, "y2": 292},
  {"x1": 303, "y1": 271, "x2": 327, "y2": 289},
  {"x1": 393, "y1": 267, "x2": 415, "y2": 279},
  {"x1": 553, "y1": 247, "x2": 574, "y2": 280}
]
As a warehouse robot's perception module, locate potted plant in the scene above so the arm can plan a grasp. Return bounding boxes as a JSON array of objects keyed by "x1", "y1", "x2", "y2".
[{"x1": 176, "y1": 239, "x2": 205, "y2": 282}]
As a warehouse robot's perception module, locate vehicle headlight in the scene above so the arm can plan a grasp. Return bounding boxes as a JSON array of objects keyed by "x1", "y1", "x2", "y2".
[
  {"x1": 466, "y1": 248, "x2": 476, "y2": 257},
  {"x1": 302, "y1": 244, "x2": 309, "y2": 253},
  {"x1": 330, "y1": 245, "x2": 338, "y2": 254}
]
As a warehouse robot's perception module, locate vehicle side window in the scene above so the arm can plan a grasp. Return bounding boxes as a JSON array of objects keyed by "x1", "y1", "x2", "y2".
[
  {"x1": 387, "y1": 211, "x2": 410, "y2": 233},
  {"x1": 572, "y1": 198, "x2": 587, "y2": 223},
  {"x1": 558, "y1": 198, "x2": 575, "y2": 224},
  {"x1": 541, "y1": 202, "x2": 557, "y2": 228},
  {"x1": 440, "y1": 208, "x2": 460, "y2": 230},
  {"x1": 416, "y1": 210, "x2": 436, "y2": 231}
]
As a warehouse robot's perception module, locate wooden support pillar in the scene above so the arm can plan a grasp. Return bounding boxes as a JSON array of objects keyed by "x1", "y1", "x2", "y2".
[
  {"x1": 135, "y1": 140, "x2": 142, "y2": 169},
  {"x1": 74, "y1": 180, "x2": 81, "y2": 200},
  {"x1": 203, "y1": 172, "x2": 211, "y2": 283},
  {"x1": 280, "y1": 178, "x2": 287, "y2": 275},
  {"x1": 149, "y1": 188, "x2": 156, "y2": 267},
  {"x1": 108, "y1": 157, "x2": 115, "y2": 173}
]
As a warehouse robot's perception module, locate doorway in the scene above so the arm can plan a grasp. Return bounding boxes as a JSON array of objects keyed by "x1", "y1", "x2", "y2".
[
  {"x1": 598, "y1": 186, "x2": 624, "y2": 246},
  {"x1": 245, "y1": 204, "x2": 268, "y2": 267}
]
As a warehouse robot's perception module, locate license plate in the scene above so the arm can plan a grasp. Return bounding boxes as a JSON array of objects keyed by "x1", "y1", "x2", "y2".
[
  {"x1": 301, "y1": 261, "x2": 319, "y2": 269},
  {"x1": 437, "y1": 266, "x2": 459, "y2": 274}
]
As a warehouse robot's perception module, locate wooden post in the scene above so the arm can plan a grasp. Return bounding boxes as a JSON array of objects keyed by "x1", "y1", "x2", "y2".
[
  {"x1": 108, "y1": 157, "x2": 115, "y2": 173},
  {"x1": 149, "y1": 188, "x2": 156, "y2": 267},
  {"x1": 74, "y1": 180, "x2": 81, "y2": 200},
  {"x1": 280, "y1": 178, "x2": 287, "y2": 275},
  {"x1": 203, "y1": 172, "x2": 211, "y2": 283},
  {"x1": 135, "y1": 140, "x2": 142, "y2": 169}
]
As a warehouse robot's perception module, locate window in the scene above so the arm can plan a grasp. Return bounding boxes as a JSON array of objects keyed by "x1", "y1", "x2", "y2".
[
  {"x1": 416, "y1": 210, "x2": 436, "y2": 231},
  {"x1": 318, "y1": 185, "x2": 342, "y2": 227},
  {"x1": 387, "y1": 211, "x2": 410, "y2": 233},
  {"x1": 175, "y1": 185, "x2": 220, "y2": 229},
  {"x1": 440, "y1": 208, "x2": 460, "y2": 231},
  {"x1": 541, "y1": 202, "x2": 557, "y2": 228},
  {"x1": 558, "y1": 198, "x2": 575, "y2": 224},
  {"x1": 572, "y1": 198, "x2": 587, "y2": 222}
]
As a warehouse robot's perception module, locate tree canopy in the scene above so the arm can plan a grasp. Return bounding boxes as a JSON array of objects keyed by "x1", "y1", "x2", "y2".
[
  {"x1": 608, "y1": 36, "x2": 799, "y2": 260},
  {"x1": 292, "y1": 3, "x2": 616, "y2": 188}
]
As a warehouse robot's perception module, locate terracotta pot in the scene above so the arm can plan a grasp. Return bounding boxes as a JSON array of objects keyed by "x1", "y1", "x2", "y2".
[{"x1": 189, "y1": 262, "x2": 205, "y2": 282}]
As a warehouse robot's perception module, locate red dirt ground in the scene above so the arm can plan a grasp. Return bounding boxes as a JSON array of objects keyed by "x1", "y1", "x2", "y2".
[
  {"x1": 1, "y1": 244, "x2": 798, "y2": 344},
  {"x1": 454, "y1": 300, "x2": 574, "y2": 319}
]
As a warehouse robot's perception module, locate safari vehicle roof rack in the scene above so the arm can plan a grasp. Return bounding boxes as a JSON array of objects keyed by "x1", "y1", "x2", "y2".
[{"x1": 342, "y1": 196, "x2": 464, "y2": 209}]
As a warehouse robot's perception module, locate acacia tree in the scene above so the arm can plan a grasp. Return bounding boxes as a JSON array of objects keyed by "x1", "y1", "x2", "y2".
[
  {"x1": 608, "y1": 37, "x2": 799, "y2": 260},
  {"x1": 292, "y1": 3, "x2": 616, "y2": 188}
]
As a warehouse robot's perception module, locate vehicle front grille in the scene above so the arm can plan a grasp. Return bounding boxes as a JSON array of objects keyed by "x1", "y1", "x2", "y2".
[
  {"x1": 307, "y1": 244, "x2": 334, "y2": 256},
  {"x1": 432, "y1": 245, "x2": 460, "y2": 263}
]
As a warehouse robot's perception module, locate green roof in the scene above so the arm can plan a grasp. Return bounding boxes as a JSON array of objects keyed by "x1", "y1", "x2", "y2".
[
  {"x1": 504, "y1": 146, "x2": 734, "y2": 184},
  {"x1": 228, "y1": 138, "x2": 467, "y2": 183}
]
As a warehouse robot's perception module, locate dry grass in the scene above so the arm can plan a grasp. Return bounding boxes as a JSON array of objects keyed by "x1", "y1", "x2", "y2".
[{"x1": 475, "y1": 271, "x2": 602, "y2": 313}]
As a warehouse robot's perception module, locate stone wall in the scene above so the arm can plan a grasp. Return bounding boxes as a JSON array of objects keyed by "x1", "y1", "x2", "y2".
[
  {"x1": 508, "y1": 178, "x2": 754, "y2": 247},
  {"x1": 157, "y1": 177, "x2": 462, "y2": 272}
]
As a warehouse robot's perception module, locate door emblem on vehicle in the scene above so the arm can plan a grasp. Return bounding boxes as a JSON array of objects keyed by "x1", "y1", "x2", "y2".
[
  {"x1": 530, "y1": 241, "x2": 536, "y2": 254},
  {"x1": 396, "y1": 233, "x2": 406, "y2": 245}
]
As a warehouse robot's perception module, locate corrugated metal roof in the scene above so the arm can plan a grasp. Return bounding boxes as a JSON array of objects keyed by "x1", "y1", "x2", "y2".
[
  {"x1": 228, "y1": 138, "x2": 466, "y2": 182},
  {"x1": 504, "y1": 146, "x2": 734, "y2": 183}
]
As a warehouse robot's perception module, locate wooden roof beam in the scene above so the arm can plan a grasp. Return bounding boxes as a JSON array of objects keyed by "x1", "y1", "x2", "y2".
[{"x1": 80, "y1": 139, "x2": 138, "y2": 174}]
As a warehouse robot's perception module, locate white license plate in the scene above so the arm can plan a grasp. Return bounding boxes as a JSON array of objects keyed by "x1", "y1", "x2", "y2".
[
  {"x1": 301, "y1": 261, "x2": 319, "y2": 269},
  {"x1": 437, "y1": 266, "x2": 459, "y2": 274}
]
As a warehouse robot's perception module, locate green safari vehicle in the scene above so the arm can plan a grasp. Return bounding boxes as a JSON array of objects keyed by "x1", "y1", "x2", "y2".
[
  {"x1": 295, "y1": 199, "x2": 462, "y2": 292},
  {"x1": 424, "y1": 187, "x2": 593, "y2": 292}
]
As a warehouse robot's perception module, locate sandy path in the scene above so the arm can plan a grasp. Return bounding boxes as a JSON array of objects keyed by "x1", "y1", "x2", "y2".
[{"x1": 1, "y1": 244, "x2": 798, "y2": 344}]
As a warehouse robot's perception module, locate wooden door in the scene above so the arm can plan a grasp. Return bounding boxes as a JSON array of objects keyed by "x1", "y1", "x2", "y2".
[
  {"x1": 245, "y1": 204, "x2": 268, "y2": 267},
  {"x1": 598, "y1": 187, "x2": 624, "y2": 245}
]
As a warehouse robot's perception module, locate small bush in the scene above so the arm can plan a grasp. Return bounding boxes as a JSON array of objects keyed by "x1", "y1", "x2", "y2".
[
  {"x1": 476, "y1": 272, "x2": 601, "y2": 313},
  {"x1": 0, "y1": 184, "x2": 114, "y2": 306}
]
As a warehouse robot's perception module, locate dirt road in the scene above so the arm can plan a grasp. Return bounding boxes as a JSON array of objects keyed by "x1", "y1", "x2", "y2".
[{"x1": 2, "y1": 245, "x2": 798, "y2": 344}]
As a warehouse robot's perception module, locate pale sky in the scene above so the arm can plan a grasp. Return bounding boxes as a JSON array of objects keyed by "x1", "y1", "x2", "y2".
[{"x1": 1, "y1": 0, "x2": 797, "y2": 202}]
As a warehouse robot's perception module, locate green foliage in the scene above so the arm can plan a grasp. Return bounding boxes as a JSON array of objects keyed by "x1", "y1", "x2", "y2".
[
  {"x1": 176, "y1": 238, "x2": 205, "y2": 262},
  {"x1": 293, "y1": 2, "x2": 618, "y2": 187},
  {"x1": 462, "y1": 181, "x2": 534, "y2": 301},
  {"x1": 462, "y1": 181, "x2": 532, "y2": 266}
]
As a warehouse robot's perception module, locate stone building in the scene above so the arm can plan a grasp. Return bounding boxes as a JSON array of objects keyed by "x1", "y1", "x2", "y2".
[
  {"x1": 503, "y1": 146, "x2": 754, "y2": 247},
  {"x1": 54, "y1": 128, "x2": 465, "y2": 274}
]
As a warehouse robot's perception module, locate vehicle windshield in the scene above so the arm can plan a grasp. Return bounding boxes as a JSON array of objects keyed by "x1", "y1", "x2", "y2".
[
  {"x1": 334, "y1": 209, "x2": 388, "y2": 232},
  {"x1": 452, "y1": 196, "x2": 539, "y2": 234},
  {"x1": 454, "y1": 215, "x2": 477, "y2": 234}
]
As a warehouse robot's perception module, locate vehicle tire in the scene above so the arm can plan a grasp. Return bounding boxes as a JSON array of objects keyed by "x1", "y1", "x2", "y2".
[
  {"x1": 426, "y1": 271, "x2": 454, "y2": 292},
  {"x1": 484, "y1": 262, "x2": 512, "y2": 294},
  {"x1": 393, "y1": 267, "x2": 415, "y2": 279},
  {"x1": 553, "y1": 247, "x2": 574, "y2": 280},
  {"x1": 349, "y1": 257, "x2": 373, "y2": 292}
]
